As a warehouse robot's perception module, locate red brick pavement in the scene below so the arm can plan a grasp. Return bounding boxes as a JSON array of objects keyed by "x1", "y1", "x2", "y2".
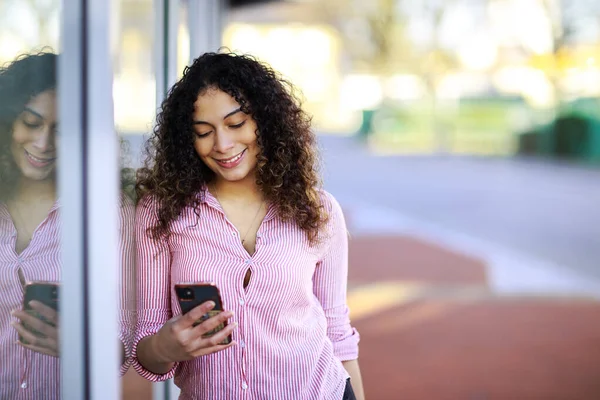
[
  {"x1": 348, "y1": 235, "x2": 488, "y2": 286},
  {"x1": 349, "y1": 235, "x2": 600, "y2": 400},
  {"x1": 355, "y1": 298, "x2": 600, "y2": 400},
  {"x1": 122, "y1": 369, "x2": 151, "y2": 400},
  {"x1": 121, "y1": 234, "x2": 600, "y2": 399}
]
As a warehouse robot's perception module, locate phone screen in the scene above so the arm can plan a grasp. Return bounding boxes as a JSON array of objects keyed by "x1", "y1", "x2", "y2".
[
  {"x1": 175, "y1": 283, "x2": 231, "y2": 344},
  {"x1": 21, "y1": 282, "x2": 59, "y2": 344}
]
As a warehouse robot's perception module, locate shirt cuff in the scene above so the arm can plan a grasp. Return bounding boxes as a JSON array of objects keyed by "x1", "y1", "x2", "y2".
[
  {"x1": 119, "y1": 311, "x2": 136, "y2": 376},
  {"x1": 332, "y1": 327, "x2": 360, "y2": 361},
  {"x1": 132, "y1": 331, "x2": 179, "y2": 382}
]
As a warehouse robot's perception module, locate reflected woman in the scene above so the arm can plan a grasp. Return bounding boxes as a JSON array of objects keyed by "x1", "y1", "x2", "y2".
[
  {"x1": 0, "y1": 52, "x2": 61, "y2": 399},
  {"x1": 0, "y1": 52, "x2": 136, "y2": 399}
]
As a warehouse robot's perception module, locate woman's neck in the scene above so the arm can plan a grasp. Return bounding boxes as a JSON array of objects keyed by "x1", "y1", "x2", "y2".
[
  {"x1": 11, "y1": 178, "x2": 56, "y2": 204},
  {"x1": 212, "y1": 175, "x2": 263, "y2": 204}
]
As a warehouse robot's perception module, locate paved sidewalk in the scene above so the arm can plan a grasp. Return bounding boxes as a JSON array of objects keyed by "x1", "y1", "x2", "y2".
[{"x1": 346, "y1": 234, "x2": 600, "y2": 400}]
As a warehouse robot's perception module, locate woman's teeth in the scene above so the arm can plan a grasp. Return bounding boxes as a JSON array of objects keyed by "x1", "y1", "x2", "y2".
[{"x1": 221, "y1": 151, "x2": 243, "y2": 163}]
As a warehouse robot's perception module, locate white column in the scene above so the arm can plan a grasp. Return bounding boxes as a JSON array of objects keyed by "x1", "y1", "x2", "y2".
[
  {"x1": 58, "y1": 0, "x2": 86, "y2": 396},
  {"x1": 59, "y1": 0, "x2": 121, "y2": 398},
  {"x1": 87, "y1": 0, "x2": 121, "y2": 397},
  {"x1": 188, "y1": 0, "x2": 224, "y2": 63}
]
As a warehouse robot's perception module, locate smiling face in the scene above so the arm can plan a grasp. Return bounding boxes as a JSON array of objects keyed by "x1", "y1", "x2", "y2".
[
  {"x1": 192, "y1": 88, "x2": 260, "y2": 185},
  {"x1": 10, "y1": 89, "x2": 58, "y2": 182}
]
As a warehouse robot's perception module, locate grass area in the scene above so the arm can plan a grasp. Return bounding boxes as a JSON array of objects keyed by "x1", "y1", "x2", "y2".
[{"x1": 367, "y1": 98, "x2": 538, "y2": 155}]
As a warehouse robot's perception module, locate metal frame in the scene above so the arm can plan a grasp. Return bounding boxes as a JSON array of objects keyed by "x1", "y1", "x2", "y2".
[
  {"x1": 155, "y1": 0, "x2": 180, "y2": 108},
  {"x1": 60, "y1": 0, "x2": 120, "y2": 398}
]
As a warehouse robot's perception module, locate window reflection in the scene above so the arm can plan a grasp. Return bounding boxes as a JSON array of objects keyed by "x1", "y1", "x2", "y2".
[
  {"x1": 119, "y1": 147, "x2": 137, "y2": 378},
  {"x1": 0, "y1": 51, "x2": 60, "y2": 399},
  {"x1": 0, "y1": 55, "x2": 139, "y2": 400}
]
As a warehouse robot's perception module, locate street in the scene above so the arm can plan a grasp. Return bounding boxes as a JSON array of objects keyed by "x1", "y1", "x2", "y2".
[{"x1": 319, "y1": 134, "x2": 600, "y2": 287}]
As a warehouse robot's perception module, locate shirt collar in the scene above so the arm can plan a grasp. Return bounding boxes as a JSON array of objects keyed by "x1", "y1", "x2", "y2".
[
  {"x1": 0, "y1": 203, "x2": 9, "y2": 220},
  {"x1": 198, "y1": 186, "x2": 277, "y2": 222},
  {"x1": 0, "y1": 199, "x2": 60, "y2": 220}
]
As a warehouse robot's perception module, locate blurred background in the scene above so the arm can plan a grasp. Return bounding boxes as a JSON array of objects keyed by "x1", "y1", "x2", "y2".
[{"x1": 2, "y1": 0, "x2": 599, "y2": 398}]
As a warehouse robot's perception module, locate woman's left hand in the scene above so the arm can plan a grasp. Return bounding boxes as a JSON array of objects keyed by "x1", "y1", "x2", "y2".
[{"x1": 12, "y1": 301, "x2": 60, "y2": 357}]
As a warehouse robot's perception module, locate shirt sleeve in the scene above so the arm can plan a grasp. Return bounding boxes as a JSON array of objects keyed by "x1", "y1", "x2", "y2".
[
  {"x1": 131, "y1": 196, "x2": 179, "y2": 381},
  {"x1": 312, "y1": 192, "x2": 360, "y2": 361},
  {"x1": 118, "y1": 193, "x2": 136, "y2": 376}
]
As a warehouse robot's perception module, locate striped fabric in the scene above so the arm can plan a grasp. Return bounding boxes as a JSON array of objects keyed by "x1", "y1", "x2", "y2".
[
  {"x1": 118, "y1": 196, "x2": 138, "y2": 376},
  {"x1": 133, "y1": 188, "x2": 359, "y2": 400},
  {"x1": 0, "y1": 196, "x2": 136, "y2": 399},
  {"x1": 0, "y1": 201, "x2": 61, "y2": 400}
]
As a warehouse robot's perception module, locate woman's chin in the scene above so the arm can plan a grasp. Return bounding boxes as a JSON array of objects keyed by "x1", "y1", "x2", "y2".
[
  {"x1": 19, "y1": 165, "x2": 56, "y2": 182},
  {"x1": 213, "y1": 165, "x2": 256, "y2": 183}
]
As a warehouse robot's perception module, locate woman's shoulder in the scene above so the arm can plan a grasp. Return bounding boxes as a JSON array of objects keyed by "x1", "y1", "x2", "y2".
[
  {"x1": 134, "y1": 194, "x2": 162, "y2": 221},
  {"x1": 316, "y1": 188, "x2": 342, "y2": 215}
]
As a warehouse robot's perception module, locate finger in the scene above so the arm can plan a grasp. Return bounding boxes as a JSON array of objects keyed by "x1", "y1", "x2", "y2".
[
  {"x1": 11, "y1": 309, "x2": 31, "y2": 321},
  {"x1": 204, "y1": 321, "x2": 236, "y2": 346},
  {"x1": 12, "y1": 311, "x2": 57, "y2": 338},
  {"x1": 12, "y1": 309, "x2": 41, "y2": 327},
  {"x1": 12, "y1": 321, "x2": 58, "y2": 350},
  {"x1": 191, "y1": 340, "x2": 237, "y2": 358},
  {"x1": 12, "y1": 322, "x2": 40, "y2": 344},
  {"x1": 192, "y1": 310, "x2": 234, "y2": 337},
  {"x1": 29, "y1": 301, "x2": 58, "y2": 324},
  {"x1": 190, "y1": 320, "x2": 237, "y2": 351},
  {"x1": 180, "y1": 301, "x2": 216, "y2": 328},
  {"x1": 17, "y1": 341, "x2": 59, "y2": 357}
]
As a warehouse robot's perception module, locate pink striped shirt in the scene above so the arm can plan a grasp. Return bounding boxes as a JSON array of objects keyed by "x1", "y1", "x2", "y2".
[
  {"x1": 0, "y1": 201, "x2": 61, "y2": 400},
  {"x1": 0, "y1": 196, "x2": 136, "y2": 400},
  {"x1": 133, "y1": 188, "x2": 360, "y2": 400}
]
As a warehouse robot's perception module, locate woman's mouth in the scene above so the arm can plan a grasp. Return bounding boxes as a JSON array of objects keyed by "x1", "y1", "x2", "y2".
[
  {"x1": 25, "y1": 150, "x2": 56, "y2": 168},
  {"x1": 214, "y1": 149, "x2": 247, "y2": 169}
]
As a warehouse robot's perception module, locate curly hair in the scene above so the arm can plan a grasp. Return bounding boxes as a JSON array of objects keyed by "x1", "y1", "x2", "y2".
[
  {"x1": 137, "y1": 51, "x2": 327, "y2": 244},
  {"x1": 0, "y1": 52, "x2": 57, "y2": 201}
]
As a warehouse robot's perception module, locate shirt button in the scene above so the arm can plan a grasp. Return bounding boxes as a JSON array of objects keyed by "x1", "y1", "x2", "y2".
[
  {"x1": 231, "y1": 232, "x2": 236, "y2": 236},
  {"x1": 21, "y1": 382, "x2": 27, "y2": 389},
  {"x1": 239, "y1": 339, "x2": 245, "y2": 348},
  {"x1": 244, "y1": 259, "x2": 251, "y2": 264},
  {"x1": 239, "y1": 298, "x2": 245, "y2": 306},
  {"x1": 242, "y1": 382, "x2": 248, "y2": 390}
]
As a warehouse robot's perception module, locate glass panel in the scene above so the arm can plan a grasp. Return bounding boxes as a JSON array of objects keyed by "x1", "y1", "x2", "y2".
[
  {"x1": 178, "y1": 0, "x2": 191, "y2": 77},
  {"x1": 113, "y1": 0, "x2": 153, "y2": 398},
  {"x1": 113, "y1": 0, "x2": 155, "y2": 136},
  {"x1": 0, "y1": 0, "x2": 61, "y2": 398}
]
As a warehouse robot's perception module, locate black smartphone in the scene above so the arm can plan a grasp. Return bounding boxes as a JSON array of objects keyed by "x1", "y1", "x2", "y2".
[
  {"x1": 21, "y1": 281, "x2": 59, "y2": 344},
  {"x1": 174, "y1": 283, "x2": 231, "y2": 345}
]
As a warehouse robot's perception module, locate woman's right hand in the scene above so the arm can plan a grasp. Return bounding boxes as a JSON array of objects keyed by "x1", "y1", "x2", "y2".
[{"x1": 150, "y1": 300, "x2": 237, "y2": 364}]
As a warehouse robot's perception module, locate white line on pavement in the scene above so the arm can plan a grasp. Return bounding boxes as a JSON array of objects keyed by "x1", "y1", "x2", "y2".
[{"x1": 338, "y1": 197, "x2": 600, "y2": 300}]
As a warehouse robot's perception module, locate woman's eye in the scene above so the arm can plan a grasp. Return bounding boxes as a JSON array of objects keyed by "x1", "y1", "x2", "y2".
[
  {"x1": 195, "y1": 131, "x2": 212, "y2": 138},
  {"x1": 22, "y1": 120, "x2": 42, "y2": 129},
  {"x1": 230, "y1": 121, "x2": 246, "y2": 129}
]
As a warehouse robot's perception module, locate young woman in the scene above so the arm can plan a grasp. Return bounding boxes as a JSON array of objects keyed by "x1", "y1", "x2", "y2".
[
  {"x1": 0, "y1": 52, "x2": 62, "y2": 399},
  {"x1": 1, "y1": 52, "x2": 136, "y2": 399},
  {"x1": 134, "y1": 52, "x2": 364, "y2": 400}
]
